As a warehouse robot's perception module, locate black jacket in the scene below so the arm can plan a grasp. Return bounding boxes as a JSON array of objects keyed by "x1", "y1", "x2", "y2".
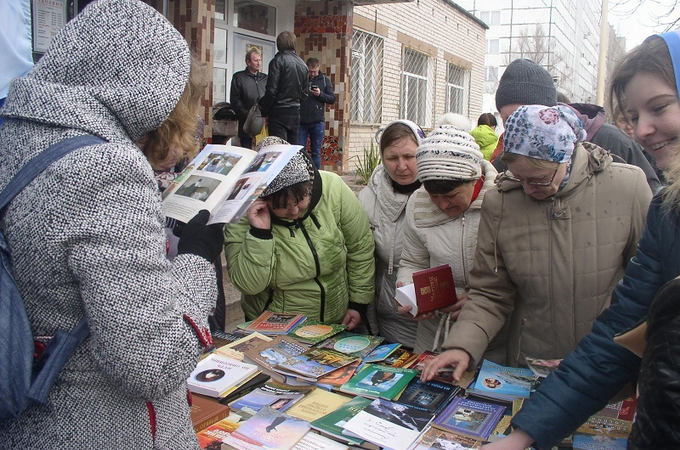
[
  {"x1": 300, "y1": 73, "x2": 334, "y2": 124},
  {"x1": 259, "y1": 50, "x2": 308, "y2": 116},
  {"x1": 629, "y1": 275, "x2": 680, "y2": 449},
  {"x1": 229, "y1": 69, "x2": 267, "y2": 121}
]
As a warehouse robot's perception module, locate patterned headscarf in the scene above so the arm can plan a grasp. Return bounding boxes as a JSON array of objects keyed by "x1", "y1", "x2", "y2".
[
  {"x1": 503, "y1": 104, "x2": 586, "y2": 163},
  {"x1": 258, "y1": 137, "x2": 312, "y2": 197}
]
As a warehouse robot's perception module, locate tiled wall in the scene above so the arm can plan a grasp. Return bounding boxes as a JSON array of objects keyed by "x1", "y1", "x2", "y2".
[{"x1": 294, "y1": 1, "x2": 352, "y2": 172}]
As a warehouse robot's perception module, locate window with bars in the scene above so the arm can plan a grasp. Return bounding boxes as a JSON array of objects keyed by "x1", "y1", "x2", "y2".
[
  {"x1": 350, "y1": 30, "x2": 384, "y2": 124},
  {"x1": 401, "y1": 47, "x2": 431, "y2": 126},
  {"x1": 446, "y1": 63, "x2": 469, "y2": 116}
]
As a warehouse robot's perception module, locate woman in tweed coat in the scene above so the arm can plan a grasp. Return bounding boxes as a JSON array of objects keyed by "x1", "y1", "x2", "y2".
[{"x1": 0, "y1": 1, "x2": 223, "y2": 448}]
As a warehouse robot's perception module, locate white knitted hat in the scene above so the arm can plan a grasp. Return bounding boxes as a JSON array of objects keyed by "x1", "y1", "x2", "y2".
[{"x1": 416, "y1": 125, "x2": 484, "y2": 181}]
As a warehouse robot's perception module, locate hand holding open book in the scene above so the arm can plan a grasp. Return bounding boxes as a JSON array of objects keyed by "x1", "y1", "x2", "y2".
[{"x1": 395, "y1": 264, "x2": 459, "y2": 317}]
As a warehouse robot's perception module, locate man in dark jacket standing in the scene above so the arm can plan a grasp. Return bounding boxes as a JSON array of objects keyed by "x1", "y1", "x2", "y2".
[
  {"x1": 230, "y1": 49, "x2": 267, "y2": 150},
  {"x1": 299, "y1": 57, "x2": 335, "y2": 169},
  {"x1": 259, "y1": 31, "x2": 308, "y2": 144}
]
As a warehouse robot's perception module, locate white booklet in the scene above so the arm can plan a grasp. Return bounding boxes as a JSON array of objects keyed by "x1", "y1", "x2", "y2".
[{"x1": 161, "y1": 143, "x2": 302, "y2": 224}]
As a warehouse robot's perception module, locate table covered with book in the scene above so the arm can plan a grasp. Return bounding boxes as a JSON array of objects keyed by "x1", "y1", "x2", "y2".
[{"x1": 189, "y1": 312, "x2": 636, "y2": 450}]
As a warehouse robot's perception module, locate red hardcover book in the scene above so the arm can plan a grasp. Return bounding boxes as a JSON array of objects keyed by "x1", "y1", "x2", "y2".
[{"x1": 396, "y1": 264, "x2": 457, "y2": 316}]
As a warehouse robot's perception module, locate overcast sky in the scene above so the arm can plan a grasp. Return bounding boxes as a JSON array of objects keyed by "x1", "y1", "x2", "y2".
[{"x1": 610, "y1": 1, "x2": 671, "y2": 50}]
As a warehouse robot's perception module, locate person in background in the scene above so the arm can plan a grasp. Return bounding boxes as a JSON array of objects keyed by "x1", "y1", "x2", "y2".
[
  {"x1": 613, "y1": 103, "x2": 635, "y2": 139},
  {"x1": 259, "y1": 31, "x2": 308, "y2": 144},
  {"x1": 421, "y1": 104, "x2": 652, "y2": 383},
  {"x1": 0, "y1": 1, "x2": 224, "y2": 448},
  {"x1": 299, "y1": 57, "x2": 335, "y2": 169},
  {"x1": 469, "y1": 113, "x2": 499, "y2": 160},
  {"x1": 224, "y1": 137, "x2": 375, "y2": 330},
  {"x1": 477, "y1": 29, "x2": 680, "y2": 450},
  {"x1": 358, "y1": 120, "x2": 425, "y2": 347},
  {"x1": 0, "y1": 0, "x2": 33, "y2": 126},
  {"x1": 230, "y1": 49, "x2": 267, "y2": 150},
  {"x1": 491, "y1": 59, "x2": 661, "y2": 193},
  {"x1": 396, "y1": 121, "x2": 498, "y2": 354}
]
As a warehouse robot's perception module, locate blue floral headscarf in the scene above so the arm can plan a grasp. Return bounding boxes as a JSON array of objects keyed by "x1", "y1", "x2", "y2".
[{"x1": 503, "y1": 105, "x2": 587, "y2": 163}]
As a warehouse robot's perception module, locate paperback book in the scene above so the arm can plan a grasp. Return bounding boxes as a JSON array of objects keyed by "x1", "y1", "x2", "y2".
[
  {"x1": 394, "y1": 264, "x2": 457, "y2": 316},
  {"x1": 524, "y1": 356, "x2": 562, "y2": 379},
  {"x1": 244, "y1": 311, "x2": 307, "y2": 335},
  {"x1": 315, "y1": 332, "x2": 384, "y2": 359},
  {"x1": 291, "y1": 432, "x2": 349, "y2": 450},
  {"x1": 411, "y1": 426, "x2": 482, "y2": 450},
  {"x1": 309, "y1": 396, "x2": 373, "y2": 446},
  {"x1": 284, "y1": 388, "x2": 353, "y2": 422},
  {"x1": 274, "y1": 347, "x2": 360, "y2": 381},
  {"x1": 229, "y1": 381, "x2": 314, "y2": 416},
  {"x1": 162, "y1": 143, "x2": 301, "y2": 224},
  {"x1": 432, "y1": 396, "x2": 506, "y2": 441},
  {"x1": 339, "y1": 363, "x2": 418, "y2": 400},
  {"x1": 289, "y1": 319, "x2": 347, "y2": 345},
  {"x1": 412, "y1": 351, "x2": 457, "y2": 385},
  {"x1": 381, "y1": 348, "x2": 420, "y2": 369},
  {"x1": 342, "y1": 398, "x2": 433, "y2": 450},
  {"x1": 223, "y1": 406, "x2": 311, "y2": 450},
  {"x1": 573, "y1": 416, "x2": 632, "y2": 450},
  {"x1": 242, "y1": 336, "x2": 311, "y2": 385},
  {"x1": 215, "y1": 332, "x2": 273, "y2": 361},
  {"x1": 211, "y1": 328, "x2": 253, "y2": 348},
  {"x1": 362, "y1": 343, "x2": 402, "y2": 364},
  {"x1": 396, "y1": 378, "x2": 459, "y2": 415},
  {"x1": 196, "y1": 414, "x2": 242, "y2": 450},
  {"x1": 190, "y1": 393, "x2": 231, "y2": 432},
  {"x1": 187, "y1": 354, "x2": 260, "y2": 398},
  {"x1": 469, "y1": 359, "x2": 539, "y2": 401}
]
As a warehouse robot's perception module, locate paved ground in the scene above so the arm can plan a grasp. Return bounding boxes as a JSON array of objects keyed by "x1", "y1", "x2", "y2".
[{"x1": 223, "y1": 171, "x2": 365, "y2": 330}]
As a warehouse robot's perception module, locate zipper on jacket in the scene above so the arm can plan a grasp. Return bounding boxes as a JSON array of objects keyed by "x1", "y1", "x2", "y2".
[
  {"x1": 460, "y1": 213, "x2": 468, "y2": 286},
  {"x1": 513, "y1": 317, "x2": 528, "y2": 366},
  {"x1": 297, "y1": 221, "x2": 326, "y2": 322}
]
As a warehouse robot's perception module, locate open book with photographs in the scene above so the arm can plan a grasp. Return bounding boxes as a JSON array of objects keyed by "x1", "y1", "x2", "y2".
[{"x1": 161, "y1": 143, "x2": 302, "y2": 225}]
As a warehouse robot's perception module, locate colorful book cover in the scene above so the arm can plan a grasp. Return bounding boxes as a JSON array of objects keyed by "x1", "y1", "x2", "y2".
[
  {"x1": 315, "y1": 332, "x2": 384, "y2": 359},
  {"x1": 187, "y1": 354, "x2": 260, "y2": 398},
  {"x1": 381, "y1": 348, "x2": 420, "y2": 368},
  {"x1": 395, "y1": 378, "x2": 460, "y2": 415},
  {"x1": 575, "y1": 416, "x2": 632, "y2": 440},
  {"x1": 524, "y1": 356, "x2": 562, "y2": 379},
  {"x1": 244, "y1": 311, "x2": 307, "y2": 335},
  {"x1": 412, "y1": 351, "x2": 457, "y2": 385},
  {"x1": 595, "y1": 395, "x2": 637, "y2": 421},
  {"x1": 220, "y1": 332, "x2": 273, "y2": 355},
  {"x1": 243, "y1": 336, "x2": 309, "y2": 374},
  {"x1": 284, "y1": 388, "x2": 353, "y2": 422},
  {"x1": 432, "y1": 396, "x2": 506, "y2": 440},
  {"x1": 315, "y1": 360, "x2": 361, "y2": 389},
  {"x1": 196, "y1": 415, "x2": 241, "y2": 449},
  {"x1": 339, "y1": 363, "x2": 418, "y2": 400},
  {"x1": 411, "y1": 426, "x2": 482, "y2": 450},
  {"x1": 362, "y1": 343, "x2": 402, "y2": 363},
  {"x1": 470, "y1": 359, "x2": 539, "y2": 401},
  {"x1": 274, "y1": 347, "x2": 360, "y2": 380},
  {"x1": 223, "y1": 406, "x2": 310, "y2": 450},
  {"x1": 289, "y1": 319, "x2": 347, "y2": 345},
  {"x1": 342, "y1": 398, "x2": 433, "y2": 450},
  {"x1": 229, "y1": 381, "x2": 313, "y2": 416},
  {"x1": 309, "y1": 396, "x2": 373, "y2": 445}
]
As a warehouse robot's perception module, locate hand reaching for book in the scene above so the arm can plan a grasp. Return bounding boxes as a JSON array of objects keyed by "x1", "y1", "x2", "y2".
[
  {"x1": 420, "y1": 348, "x2": 470, "y2": 383},
  {"x1": 247, "y1": 198, "x2": 271, "y2": 230}
]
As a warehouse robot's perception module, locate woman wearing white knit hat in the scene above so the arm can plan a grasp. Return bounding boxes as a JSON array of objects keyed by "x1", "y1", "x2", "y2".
[{"x1": 396, "y1": 122, "x2": 498, "y2": 353}]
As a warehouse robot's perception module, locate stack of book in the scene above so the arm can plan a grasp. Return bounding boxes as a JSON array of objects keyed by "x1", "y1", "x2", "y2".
[
  {"x1": 187, "y1": 353, "x2": 261, "y2": 398},
  {"x1": 241, "y1": 312, "x2": 307, "y2": 336}
]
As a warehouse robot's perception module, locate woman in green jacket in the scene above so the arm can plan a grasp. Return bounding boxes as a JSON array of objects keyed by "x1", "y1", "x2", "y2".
[{"x1": 225, "y1": 137, "x2": 375, "y2": 329}]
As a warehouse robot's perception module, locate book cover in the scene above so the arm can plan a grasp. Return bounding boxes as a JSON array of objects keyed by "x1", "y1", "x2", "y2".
[
  {"x1": 284, "y1": 388, "x2": 353, "y2": 422},
  {"x1": 187, "y1": 354, "x2": 260, "y2": 398},
  {"x1": 291, "y1": 432, "x2": 349, "y2": 450},
  {"x1": 524, "y1": 356, "x2": 562, "y2": 379},
  {"x1": 274, "y1": 347, "x2": 360, "y2": 381},
  {"x1": 162, "y1": 144, "x2": 301, "y2": 224},
  {"x1": 573, "y1": 416, "x2": 632, "y2": 450},
  {"x1": 245, "y1": 311, "x2": 307, "y2": 335},
  {"x1": 242, "y1": 336, "x2": 310, "y2": 383},
  {"x1": 196, "y1": 415, "x2": 241, "y2": 449},
  {"x1": 315, "y1": 332, "x2": 384, "y2": 359},
  {"x1": 223, "y1": 406, "x2": 310, "y2": 450},
  {"x1": 315, "y1": 360, "x2": 361, "y2": 388},
  {"x1": 191, "y1": 393, "x2": 231, "y2": 432},
  {"x1": 411, "y1": 426, "x2": 482, "y2": 450},
  {"x1": 309, "y1": 395, "x2": 373, "y2": 445},
  {"x1": 395, "y1": 265, "x2": 457, "y2": 316},
  {"x1": 342, "y1": 398, "x2": 433, "y2": 450},
  {"x1": 381, "y1": 348, "x2": 420, "y2": 369},
  {"x1": 432, "y1": 396, "x2": 506, "y2": 440},
  {"x1": 470, "y1": 359, "x2": 539, "y2": 401},
  {"x1": 212, "y1": 328, "x2": 253, "y2": 349},
  {"x1": 362, "y1": 343, "x2": 402, "y2": 363},
  {"x1": 396, "y1": 378, "x2": 460, "y2": 415},
  {"x1": 595, "y1": 395, "x2": 637, "y2": 421},
  {"x1": 229, "y1": 381, "x2": 314, "y2": 416},
  {"x1": 339, "y1": 364, "x2": 418, "y2": 400},
  {"x1": 219, "y1": 372, "x2": 271, "y2": 406},
  {"x1": 412, "y1": 351, "x2": 458, "y2": 385},
  {"x1": 289, "y1": 319, "x2": 347, "y2": 345}
]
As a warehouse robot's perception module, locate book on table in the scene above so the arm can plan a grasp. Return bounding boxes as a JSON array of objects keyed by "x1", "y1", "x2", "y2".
[
  {"x1": 214, "y1": 332, "x2": 273, "y2": 361},
  {"x1": 524, "y1": 356, "x2": 563, "y2": 379},
  {"x1": 315, "y1": 360, "x2": 361, "y2": 390},
  {"x1": 342, "y1": 398, "x2": 434, "y2": 450},
  {"x1": 291, "y1": 432, "x2": 349, "y2": 450},
  {"x1": 572, "y1": 416, "x2": 632, "y2": 450},
  {"x1": 273, "y1": 347, "x2": 360, "y2": 381},
  {"x1": 196, "y1": 413, "x2": 242, "y2": 449},
  {"x1": 223, "y1": 406, "x2": 310, "y2": 450},
  {"x1": 162, "y1": 143, "x2": 301, "y2": 224},
  {"x1": 243, "y1": 311, "x2": 307, "y2": 336},
  {"x1": 190, "y1": 393, "x2": 231, "y2": 432},
  {"x1": 469, "y1": 359, "x2": 539, "y2": 401},
  {"x1": 288, "y1": 319, "x2": 347, "y2": 345},
  {"x1": 361, "y1": 343, "x2": 402, "y2": 364},
  {"x1": 309, "y1": 395, "x2": 373, "y2": 446},
  {"x1": 394, "y1": 264, "x2": 457, "y2": 316},
  {"x1": 339, "y1": 363, "x2": 418, "y2": 400},
  {"x1": 380, "y1": 347, "x2": 420, "y2": 369},
  {"x1": 395, "y1": 378, "x2": 460, "y2": 415},
  {"x1": 187, "y1": 353, "x2": 260, "y2": 398},
  {"x1": 315, "y1": 332, "x2": 384, "y2": 359},
  {"x1": 432, "y1": 396, "x2": 506, "y2": 441},
  {"x1": 242, "y1": 336, "x2": 313, "y2": 386},
  {"x1": 229, "y1": 380, "x2": 314, "y2": 416},
  {"x1": 412, "y1": 351, "x2": 458, "y2": 385},
  {"x1": 411, "y1": 426, "x2": 483, "y2": 450},
  {"x1": 284, "y1": 387, "x2": 353, "y2": 423}
]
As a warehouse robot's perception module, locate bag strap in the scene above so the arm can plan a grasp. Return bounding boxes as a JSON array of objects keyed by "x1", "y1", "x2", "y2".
[{"x1": 0, "y1": 135, "x2": 106, "y2": 212}]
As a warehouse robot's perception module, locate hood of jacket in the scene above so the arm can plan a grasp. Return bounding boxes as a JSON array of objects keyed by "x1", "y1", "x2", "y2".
[
  {"x1": 565, "y1": 103, "x2": 606, "y2": 142},
  {"x1": 495, "y1": 142, "x2": 613, "y2": 198},
  {"x1": 412, "y1": 160, "x2": 498, "y2": 228},
  {"x1": 0, "y1": 0, "x2": 190, "y2": 145}
]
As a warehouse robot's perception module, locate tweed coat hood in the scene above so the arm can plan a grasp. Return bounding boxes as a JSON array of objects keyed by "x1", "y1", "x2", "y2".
[
  {"x1": 0, "y1": 1, "x2": 217, "y2": 448},
  {"x1": 445, "y1": 143, "x2": 652, "y2": 368}
]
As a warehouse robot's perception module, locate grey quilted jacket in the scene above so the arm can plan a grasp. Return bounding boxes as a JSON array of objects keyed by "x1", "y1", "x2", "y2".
[{"x1": 0, "y1": 1, "x2": 217, "y2": 448}]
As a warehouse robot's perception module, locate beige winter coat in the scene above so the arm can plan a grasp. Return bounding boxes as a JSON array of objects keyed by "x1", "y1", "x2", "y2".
[
  {"x1": 444, "y1": 143, "x2": 652, "y2": 368},
  {"x1": 398, "y1": 161, "x2": 498, "y2": 353}
]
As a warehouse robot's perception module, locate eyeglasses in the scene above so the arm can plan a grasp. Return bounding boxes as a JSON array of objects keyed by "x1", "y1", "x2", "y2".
[{"x1": 504, "y1": 167, "x2": 560, "y2": 187}]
